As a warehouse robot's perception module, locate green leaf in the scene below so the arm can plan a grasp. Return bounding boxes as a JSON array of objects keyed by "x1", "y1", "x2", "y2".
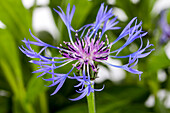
[
  {"x1": 61, "y1": 81, "x2": 150, "y2": 113},
  {"x1": 0, "y1": 29, "x2": 21, "y2": 95},
  {"x1": 57, "y1": 103, "x2": 87, "y2": 113},
  {"x1": 0, "y1": 96, "x2": 10, "y2": 113},
  {"x1": 0, "y1": 0, "x2": 32, "y2": 41},
  {"x1": 26, "y1": 74, "x2": 48, "y2": 103},
  {"x1": 91, "y1": 80, "x2": 150, "y2": 113},
  {"x1": 167, "y1": 9, "x2": 170, "y2": 24},
  {"x1": 146, "y1": 47, "x2": 170, "y2": 72},
  {"x1": 115, "y1": 0, "x2": 156, "y2": 29}
]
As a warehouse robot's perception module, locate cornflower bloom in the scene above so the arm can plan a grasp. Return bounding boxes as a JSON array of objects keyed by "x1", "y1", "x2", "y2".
[
  {"x1": 160, "y1": 10, "x2": 170, "y2": 44},
  {"x1": 20, "y1": 3, "x2": 154, "y2": 101}
]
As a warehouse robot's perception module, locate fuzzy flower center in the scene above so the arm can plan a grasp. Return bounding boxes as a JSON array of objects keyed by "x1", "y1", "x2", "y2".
[{"x1": 59, "y1": 32, "x2": 110, "y2": 72}]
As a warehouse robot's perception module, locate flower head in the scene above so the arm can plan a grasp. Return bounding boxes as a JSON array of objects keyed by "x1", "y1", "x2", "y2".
[
  {"x1": 159, "y1": 10, "x2": 170, "y2": 44},
  {"x1": 20, "y1": 3, "x2": 154, "y2": 101}
]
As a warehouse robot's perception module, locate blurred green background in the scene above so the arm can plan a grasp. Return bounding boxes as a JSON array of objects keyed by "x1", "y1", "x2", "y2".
[{"x1": 0, "y1": 0, "x2": 170, "y2": 113}]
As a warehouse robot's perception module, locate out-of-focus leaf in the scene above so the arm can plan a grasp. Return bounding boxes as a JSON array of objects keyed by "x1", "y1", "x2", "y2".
[
  {"x1": 0, "y1": 0, "x2": 32, "y2": 40},
  {"x1": 57, "y1": 103, "x2": 87, "y2": 113},
  {"x1": 167, "y1": 9, "x2": 170, "y2": 24},
  {"x1": 37, "y1": 31, "x2": 54, "y2": 46},
  {"x1": 0, "y1": 60, "x2": 18, "y2": 95},
  {"x1": 0, "y1": 65, "x2": 12, "y2": 91},
  {"x1": 0, "y1": 0, "x2": 38, "y2": 112},
  {"x1": 155, "y1": 97, "x2": 169, "y2": 113},
  {"x1": 0, "y1": 29, "x2": 22, "y2": 80},
  {"x1": 0, "y1": 96, "x2": 10, "y2": 113},
  {"x1": 115, "y1": 0, "x2": 156, "y2": 29},
  {"x1": 119, "y1": 104, "x2": 151, "y2": 113},
  {"x1": 95, "y1": 82, "x2": 149, "y2": 113},
  {"x1": 0, "y1": 29, "x2": 21, "y2": 95},
  {"x1": 146, "y1": 48, "x2": 170, "y2": 72},
  {"x1": 69, "y1": 0, "x2": 93, "y2": 29},
  {"x1": 0, "y1": 0, "x2": 32, "y2": 96},
  {"x1": 39, "y1": 93, "x2": 49, "y2": 113},
  {"x1": 26, "y1": 74, "x2": 48, "y2": 103}
]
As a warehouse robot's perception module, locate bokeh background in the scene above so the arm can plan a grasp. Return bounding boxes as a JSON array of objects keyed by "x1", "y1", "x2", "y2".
[{"x1": 0, "y1": 0, "x2": 170, "y2": 113}]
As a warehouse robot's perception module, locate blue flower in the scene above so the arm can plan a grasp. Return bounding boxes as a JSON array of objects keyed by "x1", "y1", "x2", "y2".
[
  {"x1": 159, "y1": 10, "x2": 170, "y2": 44},
  {"x1": 20, "y1": 3, "x2": 154, "y2": 101}
]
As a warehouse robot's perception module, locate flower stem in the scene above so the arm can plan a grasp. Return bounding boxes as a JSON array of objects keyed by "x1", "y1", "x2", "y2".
[{"x1": 86, "y1": 84, "x2": 96, "y2": 113}]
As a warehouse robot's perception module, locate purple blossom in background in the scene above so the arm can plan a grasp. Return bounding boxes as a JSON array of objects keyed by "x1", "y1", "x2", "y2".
[
  {"x1": 160, "y1": 10, "x2": 170, "y2": 44},
  {"x1": 19, "y1": 3, "x2": 154, "y2": 101}
]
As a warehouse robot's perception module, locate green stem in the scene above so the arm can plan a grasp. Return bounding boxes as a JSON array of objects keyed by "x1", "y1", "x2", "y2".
[
  {"x1": 79, "y1": 67, "x2": 96, "y2": 113},
  {"x1": 86, "y1": 84, "x2": 96, "y2": 113}
]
